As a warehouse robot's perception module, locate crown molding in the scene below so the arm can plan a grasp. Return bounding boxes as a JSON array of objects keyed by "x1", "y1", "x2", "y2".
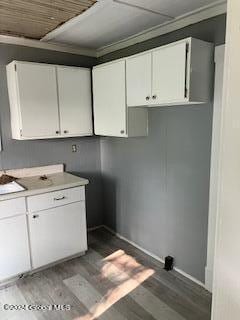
[
  {"x1": 0, "y1": 0, "x2": 226, "y2": 59},
  {"x1": 41, "y1": 0, "x2": 112, "y2": 42},
  {"x1": 0, "y1": 35, "x2": 97, "y2": 57},
  {"x1": 96, "y1": 0, "x2": 227, "y2": 57}
]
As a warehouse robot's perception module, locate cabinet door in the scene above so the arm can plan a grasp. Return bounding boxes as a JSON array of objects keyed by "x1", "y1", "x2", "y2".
[
  {"x1": 126, "y1": 52, "x2": 152, "y2": 107},
  {"x1": 0, "y1": 215, "x2": 31, "y2": 281},
  {"x1": 93, "y1": 60, "x2": 127, "y2": 137},
  {"x1": 28, "y1": 202, "x2": 87, "y2": 269},
  {"x1": 57, "y1": 67, "x2": 93, "y2": 136},
  {"x1": 152, "y1": 41, "x2": 187, "y2": 104},
  {"x1": 16, "y1": 62, "x2": 60, "y2": 138}
]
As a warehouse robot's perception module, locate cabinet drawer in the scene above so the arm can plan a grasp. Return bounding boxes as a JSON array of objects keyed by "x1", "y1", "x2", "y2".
[
  {"x1": 0, "y1": 197, "x2": 26, "y2": 219},
  {"x1": 27, "y1": 186, "x2": 85, "y2": 213}
]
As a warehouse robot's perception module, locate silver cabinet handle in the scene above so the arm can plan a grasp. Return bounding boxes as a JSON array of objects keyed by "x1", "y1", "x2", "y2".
[
  {"x1": 64, "y1": 130, "x2": 68, "y2": 134},
  {"x1": 56, "y1": 130, "x2": 60, "y2": 134},
  {"x1": 33, "y1": 214, "x2": 39, "y2": 219},
  {"x1": 146, "y1": 96, "x2": 150, "y2": 101},
  {"x1": 120, "y1": 130, "x2": 125, "y2": 134},
  {"x1": 54, "y1": 196, "x2": 66, "y2": 201},
  {"x1": 152, "y1": 95, "x2": 157, "y2": 100}
]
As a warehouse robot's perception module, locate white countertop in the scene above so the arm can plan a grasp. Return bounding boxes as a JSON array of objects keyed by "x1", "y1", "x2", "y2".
[{"x1": 0, "y1": 172, "x2": 89, "y2": 201}]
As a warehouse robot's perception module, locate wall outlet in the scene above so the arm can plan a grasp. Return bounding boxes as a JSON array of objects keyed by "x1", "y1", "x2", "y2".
[{"x1": 72, "y1": 144, "x2": 77, "y2": 153}]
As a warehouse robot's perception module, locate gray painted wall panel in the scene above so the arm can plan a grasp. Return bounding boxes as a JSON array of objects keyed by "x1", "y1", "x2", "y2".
[
  {"x1": 100, "y1": 15, "x2": 226, "y2": 282},
  {"x1": 101, "y1": 106, "x2": 212, "y2": 281},
  {"x1": 0, "y1": 44, "x2": 103, "y2": 227}
]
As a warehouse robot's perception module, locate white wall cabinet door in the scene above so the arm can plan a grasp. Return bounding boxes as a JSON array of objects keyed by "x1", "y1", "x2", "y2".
[
  {"x1": 93, "y1": 60, "x2": 148, "y2": 137},
  {"x1": 126, "y1": 52, "x2": 152, "y2": 107},
  {"x1": 57, "y1": 67, "x2": 93, "y2": 137},
  {"x1": 28, "y1": 201, "x2": 87, "y2": 269},
  {"x1": 93, "y1": 60, "x2": 127, "y2": 137},
  {"x1": 16, "y1": 62, "x2": 60, "y2": 138},
  {"x1": 0, "y1": 215, "x2": 31, "y2": 281},
  {"x1": 152, "y1": 41, "x2": 187, "y2": 105}
]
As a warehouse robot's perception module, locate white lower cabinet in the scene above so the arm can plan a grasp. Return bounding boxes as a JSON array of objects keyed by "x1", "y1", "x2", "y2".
[
  {"x1": 0, "y1": 215, "x2": 31, "y2": 281},
  {"x1": 28, "y1": 201, "x2": 87, "y2": 269},
  {"x1": 0, "y1": 186, "x2": 88, "y2": 283}
]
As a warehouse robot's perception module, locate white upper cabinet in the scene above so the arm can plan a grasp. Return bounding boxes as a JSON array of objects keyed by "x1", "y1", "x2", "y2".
[
  {"x1": 7, "y1": 61, "x2": 93, "y2": 140},
  {"x1": 126, "y1": 38, "x2": 213, "y2": 107},
  {"x1": 126, "y1": 52, "x2": 152, "y2": 107},
  {"x1": 93, "y1": 60, "x2": 127, "y2": 136},
  {"x1": 152, "y1": 41, "x2": 187, "y2": 104},
  {"x1": 57, "y1": 66, "x2": 93, "y2": 137},
  {"x1": 93, "y1": 60, "x2": 148, "y2": 137},
  {"x1": 10, "y1": 62, "x2": 60, "y2": 139}
]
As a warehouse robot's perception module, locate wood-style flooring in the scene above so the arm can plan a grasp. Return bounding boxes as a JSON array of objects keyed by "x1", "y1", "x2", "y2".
[{"x1": 0, "y1": 227, "x2": 211, "y2": 320}]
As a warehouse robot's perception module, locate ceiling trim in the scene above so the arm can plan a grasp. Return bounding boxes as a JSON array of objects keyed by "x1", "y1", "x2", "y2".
[
  {"x1": 41, "y1": 0, "x2": 112, "y2": 42},
  {"x1": 96, "y1": 0, "x2": 227, "y2": 57},
  {"x1": 0, "y1": 35, "x2": 97, "y2": 57}
]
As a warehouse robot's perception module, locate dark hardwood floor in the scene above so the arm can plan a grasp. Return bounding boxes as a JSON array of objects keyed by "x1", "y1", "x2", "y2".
[{"x1": 0, "y1": 227, "x2": 211, "y2": 320}]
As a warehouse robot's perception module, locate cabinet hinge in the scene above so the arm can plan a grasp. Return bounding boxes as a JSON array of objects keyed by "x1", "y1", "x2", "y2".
[
  {"x1": 20, "y1": 129, "x2": 22, "y2": 136},
  {"x1": 14, "y1": 64, "x2": 17, "y2": 71},
  {"x1": 185, "y1": 87, "x2": 188, "y2": 98}
]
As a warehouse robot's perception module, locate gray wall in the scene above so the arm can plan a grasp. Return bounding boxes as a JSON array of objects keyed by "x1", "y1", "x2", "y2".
[
  {"x1": 0, "y1": 44, "x2": 103, "y2": 227},
  {"x1": 100, "y1": 14, "x2": 226, "y2": 282}
]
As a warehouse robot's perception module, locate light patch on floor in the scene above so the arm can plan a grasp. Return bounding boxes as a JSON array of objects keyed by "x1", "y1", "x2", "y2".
[
  {"x1": 64, "y1": 249, "x2": 184, "y2": 320},
  {"x1": 64, "y1": 273, "x2": 127, "y2": 320},
  {"x1": 65, "y1": 249, "x2": 154, "y2": 319},
  {"x1": 85, "y1": 249, "x2": 185, "y2": 320}
]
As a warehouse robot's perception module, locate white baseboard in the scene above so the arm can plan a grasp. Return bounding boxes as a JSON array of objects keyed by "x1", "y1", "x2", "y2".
[
  {"x1": 103, "y1": 225, "x2": 205, "y2": 288},
  {"x1": 205, "y1": 266, "x2": 213, "y2": 292},
  {"x1": 87, "y1": 225, "x2": 104, "y2": 232}
]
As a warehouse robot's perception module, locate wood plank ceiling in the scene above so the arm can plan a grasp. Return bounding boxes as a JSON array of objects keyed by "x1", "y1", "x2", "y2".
[{"x1": 0, "y1": 0, "x2": 97, "y2": 40}]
